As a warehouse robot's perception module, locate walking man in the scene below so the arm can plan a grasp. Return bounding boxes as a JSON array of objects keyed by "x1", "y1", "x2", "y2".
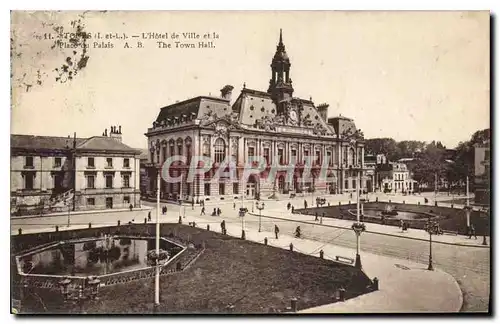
[
  {"x1": 287, "y1": 202, "x2": 291, "y2": 210},
  {"x1": 274, "y1": 224, "x2": 280, "y2": 239},
  {"x1": 147, "y1": 211, "x2": 152, "y2": 222},
  {"x1": 221, "y1": 220, "x2": 226, "y2": 235},
  {"x1": 470, "y1": 225, "x2": 477, "y2": 239},
  {"x1": 233, "y1": 202, "x2": 236, "y2": 210},
  {"x1": 304, "y1": 200, "x2": 308, "y2": 209},
  {"x1": 201, "y1": 207, "x2": 205, "y2": 216},
  {"x1": 315, "y1": 212, "x2": 319, "y2": 221}
]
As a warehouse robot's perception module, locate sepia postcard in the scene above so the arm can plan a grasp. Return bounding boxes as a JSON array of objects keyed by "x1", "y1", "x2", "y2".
[{"x1": 10, "y1": 10, "x2": 491, "y2": 315}]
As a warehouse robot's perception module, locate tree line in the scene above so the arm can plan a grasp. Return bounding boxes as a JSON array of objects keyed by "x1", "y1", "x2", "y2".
[{"x1": 364, "y1": 128, "x2": 490, "y2": 190}]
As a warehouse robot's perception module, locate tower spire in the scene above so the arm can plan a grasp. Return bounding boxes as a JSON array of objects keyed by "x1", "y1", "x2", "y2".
[{"x1": 267, "y1": 29, "x2": 294, "y2": 102}]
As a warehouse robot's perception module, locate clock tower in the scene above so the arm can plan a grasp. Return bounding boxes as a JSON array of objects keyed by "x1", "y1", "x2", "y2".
[{"x1": 267, "y1": 29, "x2": 294, "y2": 105}]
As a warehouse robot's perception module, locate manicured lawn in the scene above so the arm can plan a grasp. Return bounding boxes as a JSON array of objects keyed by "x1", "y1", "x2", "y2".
[{"x1": 13, "y1": 224, "x2": 373, "y2": 314}]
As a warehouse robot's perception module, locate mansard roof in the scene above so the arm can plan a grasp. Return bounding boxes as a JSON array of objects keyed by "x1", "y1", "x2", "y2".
[
  {"x1": 11, "y1": 134, "x2": 139, "y2": 154},
  {"x1": 77, "y1": 136, "x2": 140, "y2": 154},
  {"x1": 11, "y1": 135, "x2": 86, "y2": 152},
  {"x1": 155, "y1": 96, "x2": 230, "y2": 124}
]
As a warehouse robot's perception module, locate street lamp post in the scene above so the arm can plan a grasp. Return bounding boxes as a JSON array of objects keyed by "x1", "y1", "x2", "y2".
[
  {"x1": 466, "y1": 175, "x2": 470, "y2": 227},
  {"x1": 482, "y1": 207, "x2": 489, "y2": 246},
  {"x1": 434, "y1": 173, "x2": 438, "y2": 205},
  {"x1": 239, "y1": 207, "x2": 247, "y2": 239},
  {"x1": 66, "y1": 202, "x2": 71, "y2": 228},
  {"x1": 57, "y1": 276, "x2": 101, "y2": 312},
  {"x1": 315, "y1": 197, "x2": 326, "y2": 224},
  {"x1": 155, "y1": 169, "x2": 160, "y2": 309},
  {"x1": 256, "y1": 202, "x2": 265, "y2": 232},
  {"x1": 425, "y1": 220, "x2": 439, "y2": 271},
  {"x1": 350, "y1": 166, "x2": 365, "y2": 269}
]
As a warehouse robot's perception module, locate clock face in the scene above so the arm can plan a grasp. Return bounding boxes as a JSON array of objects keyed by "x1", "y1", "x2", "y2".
[{"x1": 290, "y1": 110, "x2": 298, "y2": 122}]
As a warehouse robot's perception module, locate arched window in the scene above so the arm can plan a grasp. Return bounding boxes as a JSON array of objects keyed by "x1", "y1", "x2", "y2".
[
  {"x1": 177, "y1": 138, "x2": 183, "y2": 156},
  {"x1": 348, "y1": 148, "x2": 355, "y2": 166},
  {"x1": 214, "y1": 138, "x2": 226, "y2": 163}
]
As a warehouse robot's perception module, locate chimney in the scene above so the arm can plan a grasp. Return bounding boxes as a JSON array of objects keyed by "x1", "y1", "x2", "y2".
[
  {"x1": 109, "y1": 125, "x2": 122, "y2": 142},
  {"x1": 119, "y1": 125, "x2": 122, "y2": 134},
  {"x1": 104, "y1": 128, "x2": 108, "y2": 136},
  {"x1": 220, "y1": 85, "x2": 234, "y2": 101},
  {"x1": 316, "y1": 103, "x2": 329, "y2": 121}
]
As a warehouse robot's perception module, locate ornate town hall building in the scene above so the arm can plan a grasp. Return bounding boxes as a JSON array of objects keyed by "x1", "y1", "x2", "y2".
[{"x1": 145, "y1": 30, "x2": 366, "y2": 202}]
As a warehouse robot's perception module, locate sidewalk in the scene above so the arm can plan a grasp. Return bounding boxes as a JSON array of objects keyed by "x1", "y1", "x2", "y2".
[
  {"x1": 181, "y1": 212, "x2": 463, "y2": 313},
  {"x1": 12, "y1": 206, "x2": 153, "y2": 219}
]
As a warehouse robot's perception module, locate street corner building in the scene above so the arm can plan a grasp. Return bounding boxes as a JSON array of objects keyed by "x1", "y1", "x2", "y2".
[
  {"x1": 144, "y1": 30, "x2": 368, "y2": 203},
  {"x1": 474, "y1": 139, "x2": 490, "y2": 206},
  {"x1": 10, "y1": 126, "x2": 141, "y2": 216}
]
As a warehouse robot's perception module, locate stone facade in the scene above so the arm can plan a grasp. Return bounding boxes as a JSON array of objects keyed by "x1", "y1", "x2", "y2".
[
  {"x1": 474, "y1": 142, "x2": 490, "y2": 205},
  {"x1": 145, "y1": 30, "x2": 367, "y2": 202},
  {"x1": 376, "y1": 162, "x2": 416, "y2": 194},
  {"x1": 11, "y1": 127, "x2": 141, "y2": 215}
]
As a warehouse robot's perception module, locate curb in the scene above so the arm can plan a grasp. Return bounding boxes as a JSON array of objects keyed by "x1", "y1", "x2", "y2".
[
  {"x1": 11, "y1": 207, "x2": 153, "y2": 220},
  {"x1": 247, "y1": 212, "x2": 489, "y2": 249}
]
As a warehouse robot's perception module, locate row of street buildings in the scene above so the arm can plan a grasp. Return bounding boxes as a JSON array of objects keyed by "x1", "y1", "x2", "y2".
[{"x1": 10, "y1": 30, "x2": 489, "y2": 215}]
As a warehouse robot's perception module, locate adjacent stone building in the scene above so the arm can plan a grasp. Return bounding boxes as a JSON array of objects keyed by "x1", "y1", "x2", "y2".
[
  {"x1": 144, "y1": 30, "x2": 367, "y2": 202},
  {"x1": 474, "y1": 141, "x2": 490, "y2": 206},
  {"x1": 11, "y1": 126, "x2": 141, "y2": 215},
  {"x1": 376, "y1": 162, "x2": 416, "y2": 194}
]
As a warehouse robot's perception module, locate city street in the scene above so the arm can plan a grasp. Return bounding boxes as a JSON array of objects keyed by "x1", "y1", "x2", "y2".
[{"x1": 11, "y1": 192, "x2": 490, "y2": 312}]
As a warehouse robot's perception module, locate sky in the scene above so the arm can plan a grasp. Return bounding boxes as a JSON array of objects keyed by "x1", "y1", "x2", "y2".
[{"x1": 10, "y1": 11, "x2": 490, "y2": 149}]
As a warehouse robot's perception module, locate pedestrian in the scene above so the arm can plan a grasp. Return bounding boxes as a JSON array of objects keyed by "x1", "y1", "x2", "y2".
[
  {"x1": 148, "y1": 211, "x2": 152, "y2": 222},
  {"x1": 315, "y1": 212, "x2": 318, "y2": 221},
  {"x1": 291, "y1": 205, "x2": 295, "y2": 213},
  {"x1": 287, "y1": 202, "x2": 291, "y2": 210},
  {"x1": 304, "y1": 200, "x2": 308, "y2": 209},
  {"x1": 217, "y1": 207, "x2": 221, "y2": 216},
  {"x1": 295, "y1": 226, "x2": 301, "y2": 238},
  {"x1": 274, "y1": 225, "x2": 280, "y2": 239},
  {"x1": 129, "y1": 204, "x2": 133, "y2": 211},
  {"x1": 399, "y1": 219, "x2": 404, "y2": 229},
  {"x1": 233, "y1": 202, "x2": 236, "y2": 210},
  {"x1": 221, "y1": 220, "x2": 226, "y2": 234},
  {"x1": 191, "y1": 200, "x2": 194, "y2": 209},
  {"x1": 470, "y1": 225, "x2": 477, "y2": 239},
  {"x1": 201, "y1": 207, "x2": 205, "y2": 216}
]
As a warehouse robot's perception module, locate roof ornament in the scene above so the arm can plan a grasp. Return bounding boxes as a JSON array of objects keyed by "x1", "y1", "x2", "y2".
[{"x1": 243, "y1": 82, "x2": 246, "y2": 89}]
